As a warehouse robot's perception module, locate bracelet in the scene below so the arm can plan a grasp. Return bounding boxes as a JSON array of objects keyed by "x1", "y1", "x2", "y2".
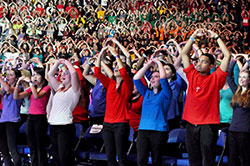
[
  {"x1": 115, "y1": 55, "x2": 120, "y2": 58},
  {"x1": 190, "y1": 36, "x2": 196, "y2": 42},
  {"x1": 143, "y1": 54, "x2": 147, "y2": 58},
  {"x1": 87, "y1": 61, "x2": 91, "y2": 65}
]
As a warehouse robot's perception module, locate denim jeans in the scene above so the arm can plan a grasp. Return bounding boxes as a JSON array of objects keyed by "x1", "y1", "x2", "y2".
[{"x1": 185, "y1": 123, "x2": 218, "y2": 166}]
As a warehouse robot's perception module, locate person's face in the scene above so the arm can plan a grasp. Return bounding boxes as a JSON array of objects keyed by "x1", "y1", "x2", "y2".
[
  {"x1": 150, "y1": 72, "x2": 160, "y2": 89},
  {"x1": 196, "y1": 55, "x2": 213, "y2": 74},
  {"x1": 7, "y1": 70, "x2": 16, "y2": 85},
  {"x1": 239, "y1": 72, "x2": 250, "y2": 88},
  {"x1": 32, "y1": 71, "x2": 42, "y2": 85},
  {"x1": 164, "y1": 65, "x2": 174, "y2": 80},
  {"x1": 61, "y1": 70, "x2": 71, "y2": 85}
]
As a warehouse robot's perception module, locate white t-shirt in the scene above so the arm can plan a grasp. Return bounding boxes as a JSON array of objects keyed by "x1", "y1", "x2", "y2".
[{"x1": 48, "y1": 85, "x2": 81, "y2": 125}]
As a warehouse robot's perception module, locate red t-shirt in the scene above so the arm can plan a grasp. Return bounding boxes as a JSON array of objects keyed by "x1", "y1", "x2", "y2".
[
  {"x1": 183, "y1": 64, "x2": 228, "y2": 125},
  {"x1": 94, "y1": 67, "x2": 133, "y2": 123},
  {"x1": 129, "y1": 96, "x2": 143, "y2": 131},
  {"x1": 72, "y1": 66, "x2": 89, "y2": 123}
]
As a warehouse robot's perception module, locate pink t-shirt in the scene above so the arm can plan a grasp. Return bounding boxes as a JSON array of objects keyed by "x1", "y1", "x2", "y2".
[{"x1": 26, "y1": 85, "x2": 51, "y2": 115}]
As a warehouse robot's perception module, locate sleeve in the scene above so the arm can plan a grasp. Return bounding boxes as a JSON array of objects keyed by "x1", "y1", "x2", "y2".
[
  {"x1": 145, "y1": 68, "x2": 152, "y2": 81},
  {"x1": 41, "y1": 85, "x2": 51, "y2": 93},
  {"x1": 214, "y1": 67, "x2": 228, "y2": 89},
  {"x1": 119, "y1": 67, "x2": 134, "y2": 90},
  {"x1": 94, "y1": 67, "x2": 110, "y2": 89},
  {"x1": 25, "y1": 88, "x2": 32, "y2": 95},
  {"x1": 226, "y1": 60, "x2": 238, "y2": 94},
  {"x1": 183, "y1": 64, "x2": 196, "y2": 81},
  {"x1": 177, "y1": 67, "x2": 188, "y2": 85},
  {"x1": 176, "y1": 73, "x2": 187, "y2": 91},
  {"x1": 160, "y1": 78, "x2": 172, "y2": 100},
  {"x1": 134, "y1": 79, "x2": 147, "y2": 96}
]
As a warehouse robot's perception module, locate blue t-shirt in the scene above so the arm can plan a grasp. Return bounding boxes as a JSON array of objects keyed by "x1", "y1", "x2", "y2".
[
  {"x1": 89, "y1": 79, "x2": 106, "y2": 117},
  {"x1": 167, "y1": 74, "x2": 183, "y2": 120},
  {"x1": 134, "y1": 78, "x2": 172, "y2": 131}
]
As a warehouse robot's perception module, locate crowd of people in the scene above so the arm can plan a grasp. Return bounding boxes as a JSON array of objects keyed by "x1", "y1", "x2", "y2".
[{"x1": 0, "y1": 0, "x2": 250, "y2": 166}]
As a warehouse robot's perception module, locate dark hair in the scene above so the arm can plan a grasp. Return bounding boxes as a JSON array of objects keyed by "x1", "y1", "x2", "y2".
[
  {"x1": 13, "y1": 69, "x2": 22, "y2": 79},
  {"x1": 33, "y1": 67, "x2": 48, "y2": 88},
  {"x1": 165, "y1": 63, "x2": 177, "y2": 81},
  {"x1": 201, "y1": 53, "x2": 215, "y2": 65}
]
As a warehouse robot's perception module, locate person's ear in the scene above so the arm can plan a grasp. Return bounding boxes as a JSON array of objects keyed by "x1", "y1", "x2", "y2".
[{"x1": 209, "y1": 64, "x2": 214, "y2": 69}]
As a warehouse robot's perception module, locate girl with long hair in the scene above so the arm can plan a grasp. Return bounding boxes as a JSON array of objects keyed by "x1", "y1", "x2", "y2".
[
  {"x1": 133, "y1": 59, "x2": 172, "y2": 166},
  {"x1": 227, "y1": 59, "x2": 250, "y2": 166},
  {"x1": 94, "y1": 46, "x2": 133, "y2": 166},
  {"x1": 14, "y1": 67, "x2": 50, "y2": 166},
  {"x1": 0, "y1": 69, "x2": 22, "y2": 166},
  {"x1": 47, "y1": 58, "x2": 81, "y2": 166}
]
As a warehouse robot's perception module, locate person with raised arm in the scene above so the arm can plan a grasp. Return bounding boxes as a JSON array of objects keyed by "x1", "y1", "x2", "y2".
[
  {"x1": 47, "y1": 58, "x2": 81, "y2": 166},
  {"x1": 0, "y1": 69, "x2": 22, "y2": 166},
  {"x1": 181, "y1": 29, "x2": 231, "y2": 166},
  {"x1": 227, "y1": 54, "x2": 250, "y2": 166},
  {"x1": 94, "y1": 45, "x2": 133, "y2": 166},
  {"x1": 14, "y1": 67, "x2": 50, "y2": 166},
  {"x1": 133, "y1": 58, "x2": 172, "y2": 166}
]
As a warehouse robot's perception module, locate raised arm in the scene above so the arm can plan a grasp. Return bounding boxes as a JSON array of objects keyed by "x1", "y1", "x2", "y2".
[
  {"x1": 207, "y1": 30, "x2": 231, "y2": 72},
  {"x1": 181, "y1": 29, "x2": 200, "y2": 69},
  {"x1": 63, "y1": 59, "x2": 80, "y2": 92},
  {"x1": 13, "y1": 76, "x2": 29, "y2": 99},
  {"x1": 48, "y1": 60, "x2": 61, "y2": 91}
]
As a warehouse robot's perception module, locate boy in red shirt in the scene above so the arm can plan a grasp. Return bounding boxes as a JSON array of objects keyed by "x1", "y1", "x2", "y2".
[{"x1": 181, "y1": 29, "x2": 231, "y2": 166}]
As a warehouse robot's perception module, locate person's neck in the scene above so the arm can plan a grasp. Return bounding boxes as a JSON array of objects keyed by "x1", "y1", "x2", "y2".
[
  {"x1": 116, "y1": 77, "x2": 123, "y2": 88},
  {"x1": 37, "y1": 83, "x2": 43, "y2": 88},
  {"x1": 153, "y1": 88, "x2": 158, "y2": 94},
  {"x1": 242, "y1": 87, "x2": 248, "y2": 94},
  {"x1": 64, "y1": 83, "x2": 71, "y2": 89},
  {"x1": 199, "y1": 71, "x2": 210, "y2": 76}
]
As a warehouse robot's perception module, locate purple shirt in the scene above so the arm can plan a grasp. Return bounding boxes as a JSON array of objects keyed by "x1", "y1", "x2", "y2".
[{"x1": 0, "y1": 90, "x2": 23, "y2": 123}]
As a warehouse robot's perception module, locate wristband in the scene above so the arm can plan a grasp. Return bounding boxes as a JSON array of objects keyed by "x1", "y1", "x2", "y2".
[
  {"x1": 115, "y1": 55, "x2": 120, "y2": 58},
  {"x1": 143, "y1": 54, "x2": 147, "y2": 58},
  {"x1": 87, "y1": 61, "x2": 91, "y2": 66},
  {"x1": 190, "y1": 37, "x2": 196, "y2": 42}
]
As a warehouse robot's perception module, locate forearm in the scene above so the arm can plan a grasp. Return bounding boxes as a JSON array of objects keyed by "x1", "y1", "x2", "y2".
[
  {"x1": 158, "y1": 62, "x2": 166, "y2": 79},
  {"x1": 13, "y1": 81, "x2": 21, "y2": 99},
  {"x1": 64, "y1": 60, "x2": 77, "y2": 75},
  {"x1": 134, "y1": 63, "x2": 150, "y2": 80},
  {"x1": 48, "y1": 61, "x2": 59, "y2": 78},
  {"x1": 136, "y1": 56, "x2": 146, "y2": 70},
  {"x1": 217, "y1": 37, "x2": 231, "y2": 72},
  {"x1": 0, "y1": 77, "x2": 11, "y2": 93}
]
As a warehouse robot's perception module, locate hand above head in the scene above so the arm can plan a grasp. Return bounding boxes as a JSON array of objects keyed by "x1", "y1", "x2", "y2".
[{"x1": 108, "y1": 46, "x2": 118, "y2": 57}]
